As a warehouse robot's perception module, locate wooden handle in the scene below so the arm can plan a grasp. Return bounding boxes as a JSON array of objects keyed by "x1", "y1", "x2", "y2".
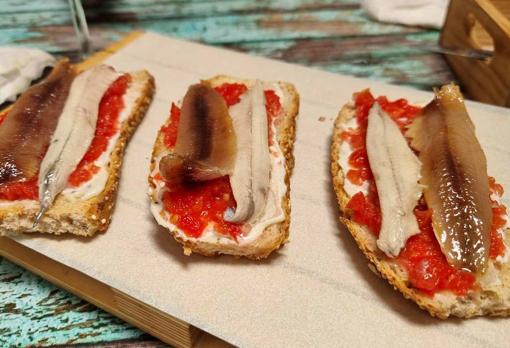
[
  {"x1": 440, "y1": 0, "x2": 510, "y2": 106},
  {"x1": 471, "y1": 0, "x2": 510, "y2": 64}
]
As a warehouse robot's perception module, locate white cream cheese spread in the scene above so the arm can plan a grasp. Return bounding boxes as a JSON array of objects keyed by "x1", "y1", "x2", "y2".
[{"x1": 62, "y1": 76, "x2": 144, "y2": 201}]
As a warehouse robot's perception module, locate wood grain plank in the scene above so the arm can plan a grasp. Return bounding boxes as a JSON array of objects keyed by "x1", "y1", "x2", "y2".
[
  {"x1": 119, "y1": 11, "x2": 419, "y2": 43},
  {"x1": 228, "y1": 32, "x2": 454, "y2": 90},
  {"x1": 0, "y1": 0, "x2": 449, "y2": 92},
  {"x1": 0, "y1": 8, "x2": 419, "y2": 41},
  {"x1": 234, "y1": 32, "x2": 440, "y2": 62},
  {"x1": 1, "y1": 25, "x2": 449, "y2": 90},
  {"x1": 0, "y1": 0, "x2": 357, "y2": 16}
]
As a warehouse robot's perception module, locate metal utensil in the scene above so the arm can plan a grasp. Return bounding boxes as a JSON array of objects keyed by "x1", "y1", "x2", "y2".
[
  {"x1": 425, "y1": 44, "x2": 493, "y2": 60},
  {"x1": 68, "y1": 0, "x2": 91, "y2": 58}
]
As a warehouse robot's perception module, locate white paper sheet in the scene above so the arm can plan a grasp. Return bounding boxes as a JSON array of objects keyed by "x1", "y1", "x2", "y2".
[{"x1": 12, "y1": 32, "x2": 510, "y2": 348}]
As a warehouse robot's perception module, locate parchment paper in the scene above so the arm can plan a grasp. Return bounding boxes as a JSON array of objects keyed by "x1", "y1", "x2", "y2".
[{"x1": 12, "y1": 32, "x2": 510, "y2": 348}]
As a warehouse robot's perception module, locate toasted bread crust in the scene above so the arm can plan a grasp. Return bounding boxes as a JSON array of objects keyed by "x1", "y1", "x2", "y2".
[
  {"x1": 148, "y1": 75, "x2": 299, "y2": 259},
  {"x1": 331, "y1": 102, "x2": 510, "y2": 318},
  {"x1": 0, "y1": 70, "x2": 155, "y2": 237}
]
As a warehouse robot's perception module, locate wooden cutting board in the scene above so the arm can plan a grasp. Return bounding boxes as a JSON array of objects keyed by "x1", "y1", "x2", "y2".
[{"x1": 1, "y1": 31, "x2": 510, "y2": 348}]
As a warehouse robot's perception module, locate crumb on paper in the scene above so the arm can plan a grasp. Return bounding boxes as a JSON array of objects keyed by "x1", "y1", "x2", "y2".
[
  {"x1": 318, "y1": 116, "x2": 326, "y2": 122},
  {"x1": 368, "y1": 263, "x2": 381, "y2": 278}
]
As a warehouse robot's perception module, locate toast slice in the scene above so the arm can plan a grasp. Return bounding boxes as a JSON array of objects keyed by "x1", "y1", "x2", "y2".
[
  {"x1": 149, "y1": 75, "x2": 299, "y2": 259},
  {"x1": 331, "y1": 98, "x2": 510, "y2": 319},
  {"x1": 0, "y1": 70, "x2": 155, "y2": 236}
]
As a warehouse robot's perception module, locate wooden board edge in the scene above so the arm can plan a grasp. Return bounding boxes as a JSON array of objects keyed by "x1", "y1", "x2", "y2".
[
  {"x1": 440, "y1": 0, "x2": 510, "y2": 106},
  {"x1": 0, "y1": 236, "x2": 198, "y2": 348},
  {"x1": 76, "y1": 30, "x2": 145, "y2": 71}
]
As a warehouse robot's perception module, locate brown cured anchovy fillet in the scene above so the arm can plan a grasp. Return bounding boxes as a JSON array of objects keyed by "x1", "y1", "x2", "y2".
[
  {"x1": 159, "y1": 154, "x2": 229, "y2": 184},
  {"x1": 408, "y1": 84, "x2": 492, "y2": 273},
  {"x1": 159, "y1": 84, "x2": 236, "y2": 185},
  {"x1": 0, "y1": 60, "x2": 75, "y2": 183}
]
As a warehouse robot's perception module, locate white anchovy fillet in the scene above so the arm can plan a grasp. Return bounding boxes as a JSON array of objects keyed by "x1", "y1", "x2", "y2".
[
  {"x1": 35, "y1": 65, "x2": 120, "y2": 224},
  {"x1": 224, "y1": 81, "x2": 271, "y2": 223},
  {"x1": 366, "y1": 103, "x2": 422, "y2": 257},
  {"x1": 0, "y1": 47, "x2": 55, "y2": 104}
]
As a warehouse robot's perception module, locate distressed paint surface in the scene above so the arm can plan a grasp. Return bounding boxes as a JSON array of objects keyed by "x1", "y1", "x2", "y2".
[
  {"x1": 0, "y1": 259, "x2": 149, "y2": 346},
  {"x1": 0, "y1": 0, "x2": 453, "y2": 90},
  {"x1": 0, "y1": 0, "x2": 454, "y2": 346}
]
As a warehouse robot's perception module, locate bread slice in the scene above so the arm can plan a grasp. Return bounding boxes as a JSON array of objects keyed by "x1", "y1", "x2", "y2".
[
  {"x1": 331, "y1": 101, "x2": 510, "y2": 319},
  {"x1": 148, "y1": 75, "x2": 299, "y2": 259},
  {"x1": 0, "y1": 70, "x2": 155, "y2": 236}
]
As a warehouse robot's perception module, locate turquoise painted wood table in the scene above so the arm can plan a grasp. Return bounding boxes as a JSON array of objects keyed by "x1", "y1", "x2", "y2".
[{"x1": 0, "y1": 0, "x2": 455, "y2": 346}]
